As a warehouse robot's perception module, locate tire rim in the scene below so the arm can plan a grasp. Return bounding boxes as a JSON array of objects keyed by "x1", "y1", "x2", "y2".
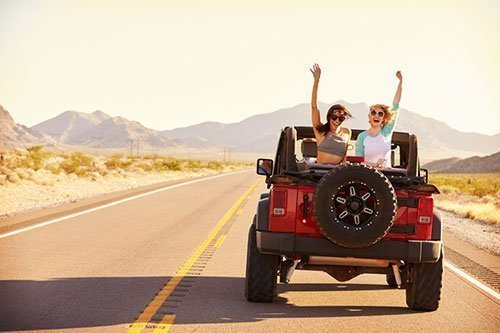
[{"x1": 329, "y1": 181, "x2": 378, "y2": 227}]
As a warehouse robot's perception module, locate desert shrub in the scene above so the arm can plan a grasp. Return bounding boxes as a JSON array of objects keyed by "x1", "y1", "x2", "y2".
[
  {"x1": 46, "y1": 164, "x2": 62, "y2": 174},
  {"x1": 161, "y1": 158, "x2": 182, "y2": 171},
  {"x1": 13, "y1": 146, "x2": 53, "y2": 171},
  {"x1": 435, "y1": 200, "x2": 499, "y2": 225},
  {"x1": 26, "y1": 146, "x2": 43, "y2": 153},
  {"x1": 142, "y1": 154, "x2": 158, "y2": 160},
  {"x1": 207, "y1": 161, "x2": 223, "y2": 171},
  {"x1": 105, "y1": 154, "x2": 132, "y2": 170},
  {"x1": 137, "y1": 162, "x2": 153, "y2": 172},
  {"x1": 186, "y1": 160, "x2": 203, "y2": 170},
  {"x1": 430, "y1": 173, "x2": 500, "y2": 198},
  {"x1": 60, "y1": 152, "x2": 94, "y2": 176}
]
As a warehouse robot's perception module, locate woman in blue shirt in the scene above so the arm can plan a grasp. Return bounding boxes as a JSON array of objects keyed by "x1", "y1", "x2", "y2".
[{"x1": 355, "y1": 71, "x2": 403, "y2": 168}]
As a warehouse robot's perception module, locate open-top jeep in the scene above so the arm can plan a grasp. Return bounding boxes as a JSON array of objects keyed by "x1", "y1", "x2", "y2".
[{"x1": 246, "y1": 126, "x2": 443, "y2": 311}]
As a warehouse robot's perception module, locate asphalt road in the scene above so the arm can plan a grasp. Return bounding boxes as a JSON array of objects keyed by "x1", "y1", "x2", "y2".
[{"x1": 0, "y1": 170, "x2": 499, "y2": 332}]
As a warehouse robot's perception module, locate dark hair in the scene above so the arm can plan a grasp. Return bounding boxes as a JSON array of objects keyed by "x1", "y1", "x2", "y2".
[{"x1": 315, "y1": 104, "x2": 351, "y2": 135}]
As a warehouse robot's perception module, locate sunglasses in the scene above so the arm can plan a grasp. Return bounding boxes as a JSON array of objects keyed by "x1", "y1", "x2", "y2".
[
  {"x1": 330, "y1": 114, "x2": 346, "y2": 122},
  {"x1": 370, "y1": 110, "x2": 385, "y2": 117}
]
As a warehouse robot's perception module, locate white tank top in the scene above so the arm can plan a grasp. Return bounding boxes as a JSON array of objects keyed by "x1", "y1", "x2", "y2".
[{"x1": 361, "y1": 133, "x2": 391, "y2": 168}]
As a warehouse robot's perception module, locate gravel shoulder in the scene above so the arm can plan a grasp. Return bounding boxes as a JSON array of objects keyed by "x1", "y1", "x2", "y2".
[
  {"x1": 0, "y1": 168, "x2": 247, "y2": 219},
  {"x1": 440, "y1": 209, "x2": 500, "y2": 256}
]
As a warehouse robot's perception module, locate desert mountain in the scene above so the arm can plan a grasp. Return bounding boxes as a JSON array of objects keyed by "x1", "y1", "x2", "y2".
[
  {"x1": 32, "y1": 110, "x2": 111, "y2": 142},
  {"x1": 422, "y1": 151, "x2": 500, "y2": 173},
  {"x1": 162, "y1": 101, "x2": 500, "y2": 160},
  {"x1": 0, "y1": 105, "x2": 55, "y2": 148},
  {"x1": 67, "y1": 116, "x2": 181, "y2": 149},
  {"x1": 421, "y1": 157, "x2": 461, "y2": 172},
  {"x1": 32, "y1": 110, "x2": 222, "y2": 150}
]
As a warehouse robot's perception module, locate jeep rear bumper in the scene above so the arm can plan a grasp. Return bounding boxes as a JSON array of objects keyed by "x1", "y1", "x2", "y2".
[{"x1": 256, "y1": 231, "x2": 441, "y2": 263}]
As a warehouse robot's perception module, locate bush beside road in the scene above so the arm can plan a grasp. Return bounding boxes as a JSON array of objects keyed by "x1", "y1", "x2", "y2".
[
  {"x1": 0, "y1": 147, "x2": 250, "y2": 218},
  {"x1": 430, "y1": 173, "x2": 500, "y2": 225}
]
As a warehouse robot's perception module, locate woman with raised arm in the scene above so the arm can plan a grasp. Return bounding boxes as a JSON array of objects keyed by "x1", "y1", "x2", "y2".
[
  {"x1": 355, "y1": 71, "x2": 403, "y2": 168},
  {"x1": 310, "y1": 63, "x2": 352, "y2": 164}
]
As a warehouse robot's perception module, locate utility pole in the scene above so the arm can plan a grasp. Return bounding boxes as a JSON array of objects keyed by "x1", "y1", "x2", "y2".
[
  {"x1": 49, "y1": 133, "x2": 63, "y2": 150},
  {"x1": 222, "y1": 147, "x2": 232, "y2": 163}
]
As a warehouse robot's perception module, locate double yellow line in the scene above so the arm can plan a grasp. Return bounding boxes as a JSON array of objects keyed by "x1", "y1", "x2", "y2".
[{"x1": 127, "y1": 180, "x2": 260, "y2": 333}]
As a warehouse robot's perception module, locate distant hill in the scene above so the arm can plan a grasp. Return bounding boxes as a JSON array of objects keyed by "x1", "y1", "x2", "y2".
[
  {"x1": 162, "y1": 101, "x2": 500, "y2": 160},
  {"x1": 0, "y1": 105, "x2": 55, "y2": 148},
  {"x1": 31, "y1": 110, "x2": 220, "y2": 151},
  {"x1": 5, "y1": 101, "x2": 499, "y2": 160},
  {"x1": 422, "y1": 157, "x2": 462, "y2": 172},
  {"x1": 32, "y1": 110, "x2": 111, "y2": 142},
  {"x1": 66, "y1": 116, "x2": 181, "y2": 149},
  {"x1": 422, "y1": 151, "x2": 500, "y2": 173}
]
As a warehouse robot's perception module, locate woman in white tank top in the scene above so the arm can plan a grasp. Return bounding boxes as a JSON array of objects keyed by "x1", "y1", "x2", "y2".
[{"x1": 355, "y1": 71, "x2": 403, "y2": 168}]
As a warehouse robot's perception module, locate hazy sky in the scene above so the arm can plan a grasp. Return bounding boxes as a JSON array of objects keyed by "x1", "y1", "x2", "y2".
[{"x1": 1, "y1": 0, "x2": 499, "y2": 135}]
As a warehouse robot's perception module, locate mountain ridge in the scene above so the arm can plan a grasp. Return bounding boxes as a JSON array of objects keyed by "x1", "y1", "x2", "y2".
[
  {"x1": 0, "y1": 105, "x2": 55, "y2": 148},
  {"x1": 422, "y1": 151, "x2": 500, "y2": 173},
  {"x1": 2, "y1": 102, "x2": 498, "y2": 161},
  {"x1": 162, "y1": 101, "x2": 500, "y2": 159}
]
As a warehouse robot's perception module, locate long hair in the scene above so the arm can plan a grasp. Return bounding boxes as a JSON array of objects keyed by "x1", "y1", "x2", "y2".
[{"x1": 315, "y1": 104, "x2": 351, "y2": 135}]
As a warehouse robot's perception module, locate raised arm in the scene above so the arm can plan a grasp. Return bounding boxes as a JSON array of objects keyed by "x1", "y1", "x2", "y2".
[
  {"x1": 310, "y1": 63, "x2": 322, "y2": 128},
  {"x1": 393, "y1": 71, "x2": 403, "y2": 106},
  {"x1": 382, "y1": 71, "x2": 403, "y2": 137}
]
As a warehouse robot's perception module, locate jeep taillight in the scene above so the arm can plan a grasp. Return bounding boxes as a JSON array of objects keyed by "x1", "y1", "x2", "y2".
[
  {"x1": 272, "y1": 189, "x2": 287, "y2": 216},
  {"x1": 417, "y1": 197, "x2": 433, "y2": 224}
]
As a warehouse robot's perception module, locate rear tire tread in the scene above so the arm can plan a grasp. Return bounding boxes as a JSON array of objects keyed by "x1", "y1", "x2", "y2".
[
  {"x1": 245, "y1": 222, "x2": 279, "y2": 303},
  {"x1": 406, "y1": 250, "x2": 444, "y2": 311}
]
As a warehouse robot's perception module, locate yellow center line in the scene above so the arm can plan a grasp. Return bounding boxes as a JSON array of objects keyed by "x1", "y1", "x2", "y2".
[
  {"x1": 127, "y1": 180, "x2": 260, "y2": 333},
  {"x1": 214, "y1": 235, "x2": 227, "y2": 248}
]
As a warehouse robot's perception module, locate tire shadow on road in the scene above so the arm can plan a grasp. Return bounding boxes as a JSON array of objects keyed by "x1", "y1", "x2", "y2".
[
  {"x1": 0, "y1": 275, "x2": 411, "y2": 331},
  {"x1": 177, "y1": 276, "x2": 412, "y2": 325}
]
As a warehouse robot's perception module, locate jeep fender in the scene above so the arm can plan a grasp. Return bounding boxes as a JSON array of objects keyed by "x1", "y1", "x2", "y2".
[
  {"x1": 431, "y1": 210, "x2": 442, "y2": 241},
  {"x1": 256, "y1": 193, "x2": 270, "y2": 231}
]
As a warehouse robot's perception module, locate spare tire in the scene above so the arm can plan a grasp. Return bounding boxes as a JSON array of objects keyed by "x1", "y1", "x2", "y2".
[{"x1": 312, "y1": 164, "x2": 397, "y2": 248}]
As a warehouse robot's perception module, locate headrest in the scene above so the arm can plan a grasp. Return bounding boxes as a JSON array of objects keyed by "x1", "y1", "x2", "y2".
[{"x1": 301, "y1": 139, "x2": 317, "y2": 158}]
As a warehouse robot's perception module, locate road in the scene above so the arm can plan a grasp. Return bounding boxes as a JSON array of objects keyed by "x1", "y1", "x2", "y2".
[{"x1": 0, "y1": 170, "x2": 499, "y2": 332}]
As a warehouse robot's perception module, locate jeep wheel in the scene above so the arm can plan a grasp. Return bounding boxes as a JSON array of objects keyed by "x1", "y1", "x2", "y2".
[
  {"x1": 313, "y1": 164, "x2": 397, "y2": 248},
  {"x1": 245, "y1": 222, "x2": 279, "y2": 302},
  {"x1": 406, "y1": 249, "x2": 444, "y2": 311}
]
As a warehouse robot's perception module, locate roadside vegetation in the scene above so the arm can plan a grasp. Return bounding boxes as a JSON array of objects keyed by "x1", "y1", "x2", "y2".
[
  {"x1": 0, "y1": 146, "x2": 250, "y2": 186},
  {"x1": 430, "y1": 173, "x2": 500, "y2": 225}
]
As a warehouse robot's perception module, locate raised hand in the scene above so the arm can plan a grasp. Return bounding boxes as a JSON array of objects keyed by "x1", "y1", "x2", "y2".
[
  {"x1": 396, "y1": 70, "x2": 403, "y2": 82},
  {"x1": 310, "y1": 63, "x2": 321, "y2": 81}
]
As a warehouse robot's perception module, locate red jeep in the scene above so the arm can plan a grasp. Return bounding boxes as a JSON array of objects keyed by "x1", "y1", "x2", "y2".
[{"x1": 245, "y1": 126, "x2": 443, "y2": 311}]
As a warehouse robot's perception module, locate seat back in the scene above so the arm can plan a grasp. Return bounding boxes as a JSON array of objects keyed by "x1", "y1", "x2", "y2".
[{"x1": 301, "y1": 139, "x2": 317, "y2": 158}]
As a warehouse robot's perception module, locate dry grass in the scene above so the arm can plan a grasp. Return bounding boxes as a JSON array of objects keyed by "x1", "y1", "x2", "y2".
[
  {"x1": 430, "y1": 173, "x2": 500, "y2": 225},
  {"x1": 0, "y1": 147, "x2": 250, "y2": 186},
  {"x1": 429, "y1": 173, "x2": 500, "y2": 198}
]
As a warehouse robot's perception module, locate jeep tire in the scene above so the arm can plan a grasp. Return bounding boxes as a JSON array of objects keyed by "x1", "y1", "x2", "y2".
[
  {"x1": 406, "y1": 249, "x2": 444, "y2": 311},
  {"x1": 245, "y1": 221, "x2": 279, "y2": 302},
  {"x1": 313, "y1": 164, "x2": 397, "y2": 248}
]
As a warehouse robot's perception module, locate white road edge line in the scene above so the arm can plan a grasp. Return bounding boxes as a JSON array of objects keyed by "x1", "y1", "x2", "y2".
[
  {"x1": 0, "y1": 169, "x2": 252, "y2": 240},
  {"x1": 445, "y1": 261, "x2": 500, "y2": 300}
]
